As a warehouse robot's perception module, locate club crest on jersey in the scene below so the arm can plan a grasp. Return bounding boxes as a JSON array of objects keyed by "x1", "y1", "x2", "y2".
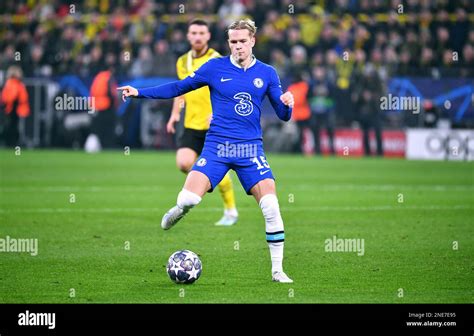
[
  {"x1": 253, "y1": 78, "x2": 264, "y2": 88},
  {"x1": 196, "y1": 158, "x2": 207, "y2": 167}
]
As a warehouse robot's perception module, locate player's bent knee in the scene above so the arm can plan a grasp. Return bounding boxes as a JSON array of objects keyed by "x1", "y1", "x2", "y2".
[
  {"x1": 177, "y1": 160, "x2": 194, "y2": 173},
  {"x1": 251, "y1": 178, "x2": 276, "y2": 201},
  {"x1": 177, "y1": 188, "x2": 202, "y2": 210},
  {"x1": 176, "y1": 149, "x2": 197, "y2": 173}
]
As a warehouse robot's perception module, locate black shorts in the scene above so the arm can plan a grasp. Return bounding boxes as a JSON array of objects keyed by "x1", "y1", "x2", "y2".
[{"x1": 177, "y1": 128, "x2": 208, "y2": 155}]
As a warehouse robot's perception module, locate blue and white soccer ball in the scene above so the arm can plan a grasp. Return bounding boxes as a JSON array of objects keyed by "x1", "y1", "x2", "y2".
[{"x1": 166, "y1": 250, "x2": 202, "y2": 284}]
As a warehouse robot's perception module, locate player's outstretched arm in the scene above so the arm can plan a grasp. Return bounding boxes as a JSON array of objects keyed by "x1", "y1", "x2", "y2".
[
  {"x1": 118, "y1": 59, "x2": 215, "y2": 102},
  {"x1": 118, "y1": 76, "x2": 206, "y2": 101},
  {"x1": 117, "y1": 77, "x2": 201, "y2": 101}
]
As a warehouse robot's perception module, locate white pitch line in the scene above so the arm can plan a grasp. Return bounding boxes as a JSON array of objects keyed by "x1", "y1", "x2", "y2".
[
  {"x1": 281, "y1": 205, "x2": 473, "y2": 211},
  {"x1": 290, "y1": 184, "x2": 474, "y2": 191},
  {"x1": 0, "y1": 186, "x2": 167, "y2": 192},
  {"x1": 1, "y1": 184, "x2": 472, "y2": 193},
  {"x1": 0, "y1": 205, "x2": 471, "y2": 214}
]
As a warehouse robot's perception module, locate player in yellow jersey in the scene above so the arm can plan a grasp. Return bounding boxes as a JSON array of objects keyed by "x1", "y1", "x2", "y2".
[{"x1": 166, "y1": 19, "x2": 238, "y2": 226}]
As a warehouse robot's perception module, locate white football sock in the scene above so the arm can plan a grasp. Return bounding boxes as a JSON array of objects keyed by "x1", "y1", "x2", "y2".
[
  {"x1": 177, "y1": 189, "x2": 202, "y2": 211},
  {"x1": 259, "y1": 194, "x2": 285, "y2": 274},
  {"x1": 268, "y1": 242, "x2": 284, "y2": 273}
]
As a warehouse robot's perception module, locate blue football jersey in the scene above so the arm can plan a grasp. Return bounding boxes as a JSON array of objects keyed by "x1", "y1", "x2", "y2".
[{"x1": 137, "y1": 56, "x2": 292, "y2": 143}]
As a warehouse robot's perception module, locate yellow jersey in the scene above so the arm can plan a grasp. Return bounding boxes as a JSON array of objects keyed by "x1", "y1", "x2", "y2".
[{"x1": 176, "y1": 48, "x2": 220, "y2": 130}]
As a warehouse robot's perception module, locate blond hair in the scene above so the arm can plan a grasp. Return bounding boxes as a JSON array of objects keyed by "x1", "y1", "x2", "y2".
[{"x1": 227, "y1": 19, "x2": 257, "y2": 37}]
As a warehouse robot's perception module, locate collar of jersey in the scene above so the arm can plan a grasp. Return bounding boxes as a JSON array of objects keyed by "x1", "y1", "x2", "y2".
[{"x1": 230, "y1": 54, "x2": 256, "y2": 71}]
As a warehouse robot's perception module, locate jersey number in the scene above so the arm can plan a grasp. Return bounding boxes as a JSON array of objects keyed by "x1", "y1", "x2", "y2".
[{"x1": 251, "y1": 156, "x2": 270, "y2": 170}]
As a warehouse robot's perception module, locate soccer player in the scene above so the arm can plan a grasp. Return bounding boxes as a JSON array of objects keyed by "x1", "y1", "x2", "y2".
[
  {"x1": 167, "y1": 19, "x2": 238, "y2": 226},
  {"x1": 118, "y1": 19, "x2": 294, "y2": 283}
]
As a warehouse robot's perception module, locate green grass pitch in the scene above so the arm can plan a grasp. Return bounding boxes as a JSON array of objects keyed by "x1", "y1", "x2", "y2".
[{"x1": 0, "y1": 149, "x2": 472, "y2": 303}]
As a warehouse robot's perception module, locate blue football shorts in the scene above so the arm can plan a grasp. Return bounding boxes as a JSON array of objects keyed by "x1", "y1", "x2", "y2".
[{"x1": 191, "y1": 140, "x2": 275, "y2": 195}]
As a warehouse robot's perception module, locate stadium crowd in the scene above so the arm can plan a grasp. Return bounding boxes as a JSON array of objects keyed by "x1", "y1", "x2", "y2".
[{"x1": 1, "y1": 0, "x2": 472, "y2": 79}]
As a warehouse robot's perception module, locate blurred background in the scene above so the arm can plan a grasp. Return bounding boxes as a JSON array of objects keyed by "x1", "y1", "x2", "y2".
[{"x1": 0, "y1": 0, "x2": 473, "y2": 160}]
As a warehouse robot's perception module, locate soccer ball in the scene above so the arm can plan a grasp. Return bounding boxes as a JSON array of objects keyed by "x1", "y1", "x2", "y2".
[{"x1": 166, "y1": 250, "x2": 202, "y2": 284}]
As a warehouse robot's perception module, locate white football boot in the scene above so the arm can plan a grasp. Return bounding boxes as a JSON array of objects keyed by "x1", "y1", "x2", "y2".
[
  {"x1": 272, "y1": 271, "x2": 293, "y2": 283},
  {"x1": 161, "y1": 206, "x2": 188, "y2": 230}
]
